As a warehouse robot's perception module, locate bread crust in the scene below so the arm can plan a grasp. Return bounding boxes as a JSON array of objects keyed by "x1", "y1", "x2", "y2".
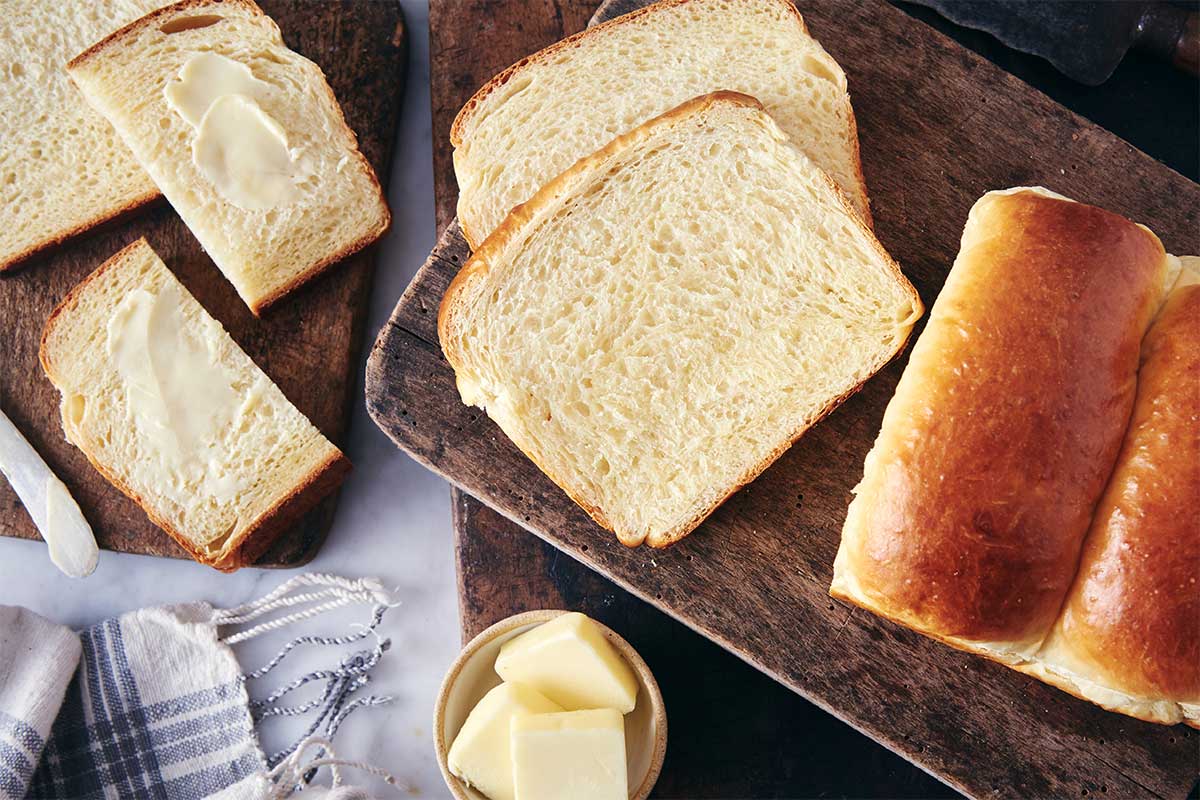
[
  {"x1": 450, "y1": 0, "x2": 871, "y2": 247},
  {"x1": 67, "y1": 0, "x2": 392, "y2": 315},
  {"x1": 440, "y1": 92, "x2": 919, "y2": 548},
  {"x1": 39, "y1": 237, "x2": 351, "y2": 571},
  {"x1": 0, "y1": 189, "x2": 162, "y2": 273},
  {"x1": 1041, "y1": 283, "x2": 1200, "y2": 723},
  {"x1": 830, "y1": 578, "x2": 1199, "y2": 728}
]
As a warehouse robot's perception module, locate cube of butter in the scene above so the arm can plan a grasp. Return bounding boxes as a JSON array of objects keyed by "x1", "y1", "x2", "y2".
[
  {"x1": 447, "y1": 682, "x2": 562, "y2": 800},
  {"x1": 495, "y1": 612, "x2": 638, "y2": 713},
  {"x1": 511, "y1": 709, "x2": 628, "y2": 800}
]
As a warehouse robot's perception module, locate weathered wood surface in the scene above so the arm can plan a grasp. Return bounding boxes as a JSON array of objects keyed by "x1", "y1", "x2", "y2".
[
  {"x1": 430, "y1": 3, "x2": 952, "y2": 795},
  {"x1": 0, "y1": 1, "x2": 406, "y2": 567},
  {"x1": 454, "y1": 495, "x2": 960, "y2": 798},
  {"x1": 367, "y1": 0, "x2": 1200, "y2": 796}
]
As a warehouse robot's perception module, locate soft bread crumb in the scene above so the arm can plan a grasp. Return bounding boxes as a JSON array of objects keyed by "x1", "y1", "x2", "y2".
[
  {"x1": 452, "y1": 0, "x2": 870, "y2": 247},
  {"x1": 441, "y1": 93, "x2": 921, "y2": 548},
  {"x1": 0, "y1": 0, "x2": 167, "y2": 271}
]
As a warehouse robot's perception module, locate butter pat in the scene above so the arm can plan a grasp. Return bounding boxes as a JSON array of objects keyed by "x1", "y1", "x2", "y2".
[
  {"x1": 447, "y1": 683, "x2": 562, "y2": 800},
  {"x1": 193, "y1": 94, "x2": 297, "y2": 210},
  {"x1": 511, "y1": 709, "x2": 628, "y2": 800},
  {"x1": 164, "y1": 51, "x2": 299, "y2": 210},
  {"x1": 106, "y1": 282, "x2": 250, "y2": 504},
  {"x1": 165, "y1": 51, "x2": 268, "y2": 126},
  {"x1": 496, "y1": 612, "x2": 638, "y2": 713}
]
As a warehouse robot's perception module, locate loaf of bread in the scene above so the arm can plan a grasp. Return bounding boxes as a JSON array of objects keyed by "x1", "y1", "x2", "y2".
[
  {"x1": 831, "y1": 187, "x2": 1194, "y2": 725},
  {"x1": 66, "y1": 0, "x2": 390, "y2": 314},
  {"x1": 1027, "y1": 272, "x2": 1198, "y2": 726},
  {"x1": 440, "y1": 92, "x2": 922, "y2": 548},
  {"x1": 0, "y1": 0, "x2": 166, "y2": 271},
  {"x1": 40, "y1": 238, "x2": 350, "y2": 571},
  {"x1": 452, "y1": 0, "x2": 869, "y2": 249}
]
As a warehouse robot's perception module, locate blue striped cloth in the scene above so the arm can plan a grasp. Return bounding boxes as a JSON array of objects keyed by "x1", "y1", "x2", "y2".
[
  {"x1": 2, "y1": 575, "x2": 395, "y2": 800},
  {"x1": 15, "y1": 604, "x2": 269, "y2": 800}
]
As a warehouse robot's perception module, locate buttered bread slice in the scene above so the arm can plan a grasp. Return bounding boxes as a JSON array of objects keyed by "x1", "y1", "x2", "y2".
[
  {"x1": 440, "y1": 93, "x2": 922, "y2": 548},
  {"x1": 453, "y1": 0, "x2": 871, "y2": 248},
  {"x1": 66, "y1": 0, "x2": 389, "y2": 314},
  {"x1": 40, "y1": 239, "x2": 349, "y2": 571}
]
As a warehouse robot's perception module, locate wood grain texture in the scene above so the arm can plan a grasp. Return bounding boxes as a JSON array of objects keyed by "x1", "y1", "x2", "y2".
[
  {"x1": 369, "y1": 0, "x2": 1200, "y2": 796},
  {"x1": 0, "y1": 1, "x2": 406, "y2": 567}
]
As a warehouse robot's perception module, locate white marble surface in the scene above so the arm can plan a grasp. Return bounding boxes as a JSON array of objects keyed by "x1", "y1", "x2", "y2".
[{"x1": 0, "y1": 1, "x2": 462, "y2": 794}]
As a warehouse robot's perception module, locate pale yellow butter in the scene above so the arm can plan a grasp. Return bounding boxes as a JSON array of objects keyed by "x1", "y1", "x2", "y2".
[
  {"x1": 164, "y1": 51, "x2": 268, "y2": 126},
  {"x1": 510, "y1": 709, "x2": 628, "y2": 800},
  {"x1": 447, "y1": 683, "x2": 562, "y2": 800},
  {"x1": 193, "y1": 94, "x2": 297, "y2": 209},
  {"x1": 164, "y1": 52, "x2": 299, "y2": 209},
  {"x1": 495, "y1": 612, "x2": 638, "y2": 713},
  {"x1": 106, "y1": 282, "x2": 253, "y2": 505}
]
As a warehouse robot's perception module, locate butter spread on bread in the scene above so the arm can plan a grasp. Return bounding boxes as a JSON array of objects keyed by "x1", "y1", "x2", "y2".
[
  {"x1": 40, "y1": 238, "x2": 349, "y2": 571},
  {"x1": 66, "y1": 0, "x2": 389, "y2": 314},
  {"x1": 440, "y1": 92, "x2": 922, "y2": 548},
  {"x1": 165, "y1": 52, "x2": 302, "y2": 209},
  {"x1": 832, "y1": 187, "x2": 1196, "y2": 726}
]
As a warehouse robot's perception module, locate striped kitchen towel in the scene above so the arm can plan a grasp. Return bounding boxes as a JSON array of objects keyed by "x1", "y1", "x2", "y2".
[
  {"x1": 0, "y1": 607, "x2": 82, "y2": 799},
  {"x1": 2, "y1": 575, "x2": 402, "y2": 800}
]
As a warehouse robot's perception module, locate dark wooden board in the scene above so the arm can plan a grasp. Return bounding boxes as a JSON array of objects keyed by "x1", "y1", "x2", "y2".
[
  {"x1": 454, "y1": 496, "x2": 957, "y2": 799},
  {"x1": 367, "y1": 0, "x2": 1200, "y2": 797},
  {"x1": 429, "y1": 2, "x2": 953, "y2": 796},
  {"x1": 0, "y1": 1, "x2": 406, "y2": 567}
]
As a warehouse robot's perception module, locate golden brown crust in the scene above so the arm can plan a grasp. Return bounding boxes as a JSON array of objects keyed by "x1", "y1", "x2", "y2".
[
  {"x1": 68, "y1": 0, "x2": 392, "y2": 315},
  {"x1": 441, "y1": 91, "x2": 918, "y2": 548},
  {"x1": 210, "y1": 448, "x2": 349, "y2": 570},
  {"x1": 1051, "y1": 284, "x2": 1200, "y2": 702},
  {"x1": 39, "y1": 237, "x2": 350, "y2": 571},
  {"x1": 249, "y1": 201, "x2": 390, "y2": 316},
  {"x1": 67, "y1": 0, "x2": 264, "y2": 72},
  {"x1": 833, "y1": 189, "x2": 1170, "y2": 646},
  {"x1": 0, "y1": 189, "x2": 162, "y2": 273},
  {"x1": 832, "y1": 579, "x2": 1199, "y2": 727},
  {"x1": 449, "y1": 0, "x2": 871, "y2": 238}
]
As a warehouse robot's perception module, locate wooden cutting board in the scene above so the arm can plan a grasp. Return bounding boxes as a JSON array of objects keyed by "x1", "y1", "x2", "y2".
[
  {"x1": 0, "y1": 1, "x2": 406, "y2": 567},
  {"x1": 366, "y1": 0, "x2": 1200, "y2": 796},
  {"x1": 428, "y1": 3, "x2": 953, "y2": 796}
]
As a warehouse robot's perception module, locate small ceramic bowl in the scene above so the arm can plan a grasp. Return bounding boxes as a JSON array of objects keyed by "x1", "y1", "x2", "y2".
[{"x1": 434, "y1": 609, "x2": 667, "y2": 800}]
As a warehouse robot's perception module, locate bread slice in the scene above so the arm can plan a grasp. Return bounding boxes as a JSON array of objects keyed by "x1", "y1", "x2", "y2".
[
  {"x1": 439, "y1": 92, "x2": 923, "y2": 548},
  {"x1": 452, "y1": 0, "x2": 870, "y2": 249},
  {"x1": 0, "y1": 0, "x2": 168, "y2": 272},
  {"x1": 40, "y1": 238, "x2": 349, "y2": 571},
  {"x1": 66, "y1": 0, "x2": 390, "y2": 314}
]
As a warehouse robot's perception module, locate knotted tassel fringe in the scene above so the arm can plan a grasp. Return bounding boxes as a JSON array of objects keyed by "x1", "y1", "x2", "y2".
[{"x1": 214, "y1": 574, "x2": 407, "y2": 795}]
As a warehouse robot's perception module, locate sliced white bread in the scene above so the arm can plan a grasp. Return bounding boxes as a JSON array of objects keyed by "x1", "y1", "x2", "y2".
[
  {"x1": 439, "y1": 93, "x2": 923, "y2": 548},
  {"x1": 66, "y1": 0, "x2": 390, "y2": 314},
  {"x1": 40, "y1": 238, "x2": 349, "y2": 571},
  {"x1": 452, "y1": 0, "x2": 870, "y2": 249},
  {"x1": 0, "y1": 0, "x2": 167, "y2": 272}
]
